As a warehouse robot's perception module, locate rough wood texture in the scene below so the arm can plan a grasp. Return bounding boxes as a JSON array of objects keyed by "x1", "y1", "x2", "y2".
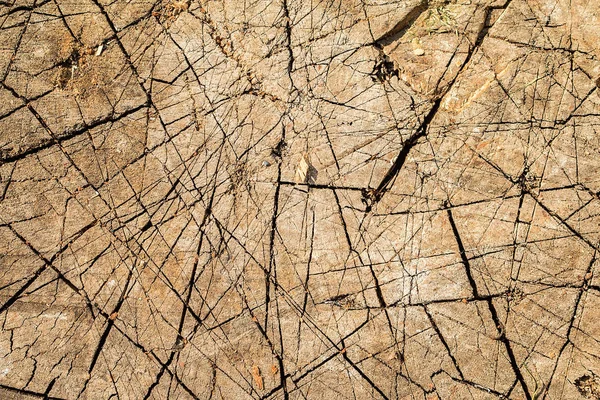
[{"x1": 1, "y1": 0, "x2": 600, "y2": 398}]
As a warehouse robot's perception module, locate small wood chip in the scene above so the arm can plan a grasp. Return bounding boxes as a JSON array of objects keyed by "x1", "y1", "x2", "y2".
[
  {"x1": 491, "y1": 322, "x2": 505, "y2": 340},
  {"x1": 294, "y1": 154, "x2": 310, "y2": 184},
  {"x1": 109, "y1": 312, "x2": 118, "y2": 321},
  {"x1": 413, "y1": 48, "x2": 425, "y2": 56},
  {"x1": 270, "y1": 364, "x2": 278, "y2": 375},
  {"x1": 95, "y1": 44, "x2": 104, "y2": 56},
  {"x1": 294, "y1": 153, "x2": 318, "y2": 184},
  {"x1": 252, "y1": 365, "x2": 264, "y2": 390}
]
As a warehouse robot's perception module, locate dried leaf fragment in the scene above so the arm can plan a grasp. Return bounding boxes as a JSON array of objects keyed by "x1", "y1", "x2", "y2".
[
  {"x1": 295, "y1": 154, "x2": 310, "y2": 184},
  {"x1": 252, "y1": 365, "x2": 264, "y2": 390},
  {"x1": 294, "y1": 153, "x2": 318, "y2": 184}
]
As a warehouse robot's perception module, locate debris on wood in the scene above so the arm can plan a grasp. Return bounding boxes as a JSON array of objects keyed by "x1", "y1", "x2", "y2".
[
  {"x1": 252, "y1": 365, "x2": 264, "y2": 390},
  {"x1": 413, "y1": 48, "x2": 425, "y2": 56},
  {"x1": 294, "y1": 153, "x2": 317, "y2": 184},
  {"x1": 167, "y1": 0, "x2": 189, "y2": 19},
  {"x1": 295, "y1": 154, "x2": 309, "y2": 184},
  {"x1": 270, "y1": 364, "x2": 278, "y2": 375},
  {"x1": 172, "y1": 336, "x2": 188, "y2": 351},
  {"x1": 171, "y1": 0, "x2": 189, "y2": 13},
  {"x1": 372, "y1": 53, "x2": 398, "y2": 82},
  {"x1": 109, "y1": 312, "x2": 118, "y2": 321},
  {"x1": 490, "y1": 322, "x2": 505, "y2": 340},
  {"x1": 575, "y1": 373, "x2": 600, "y2": 399},
  {"x1": 95, "y1": 44, "x2": 104, "y2": 56}
]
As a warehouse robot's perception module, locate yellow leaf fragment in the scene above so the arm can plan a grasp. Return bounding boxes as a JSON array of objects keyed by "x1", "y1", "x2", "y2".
[
  {"x1": 295, "y1": 154, "x2": 310, "y2": 184},
  {"x1": 294, "y1": 153, "x2": 318, "y2": 184}
]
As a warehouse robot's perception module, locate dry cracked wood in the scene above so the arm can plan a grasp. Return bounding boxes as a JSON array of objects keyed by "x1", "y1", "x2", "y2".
[{"x1": 1, "y1": 0, "x2": 600, "y2": 399}]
